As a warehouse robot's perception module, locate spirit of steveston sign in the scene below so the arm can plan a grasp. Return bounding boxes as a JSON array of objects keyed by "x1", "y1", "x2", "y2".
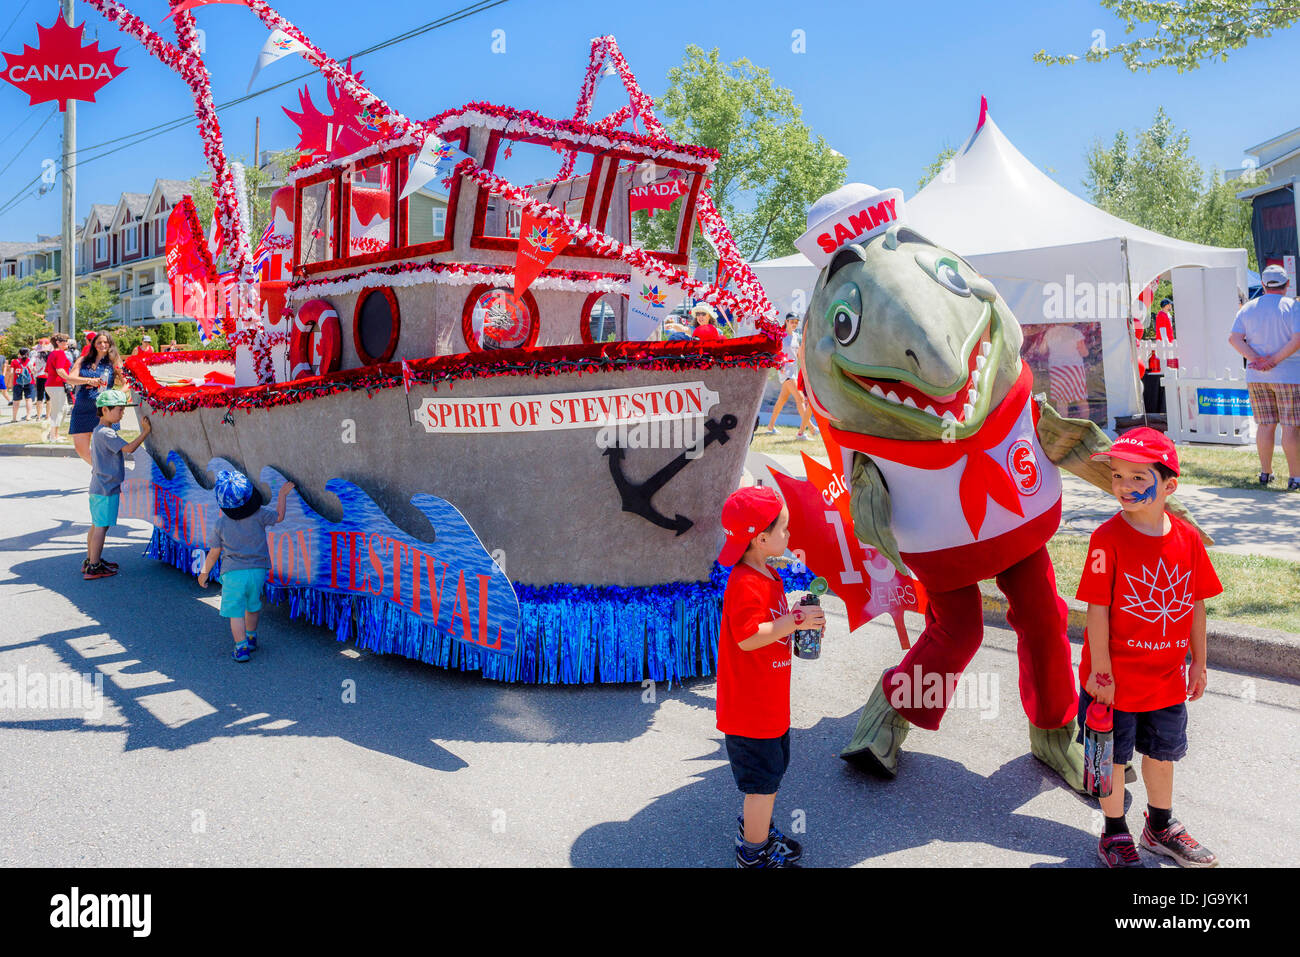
[
  {"x1": 0, "y1": 16, "x2": 126, "y2": 111},
  {"x1": 416, "y1": 381, "x2": 720, "y2": 434}
]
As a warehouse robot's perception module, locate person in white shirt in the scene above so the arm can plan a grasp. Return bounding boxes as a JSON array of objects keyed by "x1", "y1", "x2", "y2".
[{"x1": 1228, "y1": 263, "x2": 1300, "y2": 490}]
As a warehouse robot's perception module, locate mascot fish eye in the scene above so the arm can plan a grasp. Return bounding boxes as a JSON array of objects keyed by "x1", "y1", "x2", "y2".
[{"x1": 793, "y1": 183, "x2": 1209, "y2": 789}]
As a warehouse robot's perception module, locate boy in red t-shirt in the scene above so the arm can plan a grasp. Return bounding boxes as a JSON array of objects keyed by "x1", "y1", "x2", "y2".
[
  {"x1": 1076, "y1": 428, "x2": 1222, "y2": 868},
  {"x1": 716, "y1": 486, "x2": 825, "y2": 868}
]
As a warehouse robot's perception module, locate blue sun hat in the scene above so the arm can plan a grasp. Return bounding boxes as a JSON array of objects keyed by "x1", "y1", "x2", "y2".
[{"x1": 214, "y1": 469, "x2": 264, "y2": 520}]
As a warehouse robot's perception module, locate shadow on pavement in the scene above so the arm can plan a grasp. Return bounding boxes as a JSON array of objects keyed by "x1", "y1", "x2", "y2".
[
  {"x1": 570, "y1": 706, "x2": 1100, "y2": 867},
  {"x1": 3, "y1": 523, "x2": 666, "y2": 774}
]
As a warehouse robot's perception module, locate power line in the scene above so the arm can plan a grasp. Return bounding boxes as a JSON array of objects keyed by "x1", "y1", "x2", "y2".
[
  {"x1": 0, "y1": 0, "x2": 512, "y2": 224},
  {"x1": 0, "y1": 106, "x2": 57, "y2": 180},
  {"x1": 74, "y1": 0, "x2": 510, "y2": 155},
  {"x1": 0, "y1": 0, "x2": 35, "y2": 49}
]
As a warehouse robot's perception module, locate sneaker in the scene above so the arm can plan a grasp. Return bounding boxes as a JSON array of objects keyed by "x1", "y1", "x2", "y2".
[
  {"x1": 1140, "y1": 815, "x2": 1218, "y2": 867},
  {"x1": 764, "y1": 426, "x2": 777, "y2": 435},
  {"x1": 1098, "y1": 832, "x2": 1143, "y2": 868},
  {"x1": 245, "y1": 632, "x2": 258, "y2": 652},
  {"x1": 232, "y1": 640, "x2": 251, "y2": 663},
  {"x1": 1259, "y1": 472, "x2": 1274, "y2": 486},
  {"x1": 82, "y1": 557, "x2": 119, "y2": 572},
  {"x1": 736, "y1": 835, "x2": 801, "y2": 868},
  {"x1": 736, "y1": 815, "x2": 803, "y2": 864},
  {"x1": 82, "y1": 561, "x2": 117, "y2": 581}
]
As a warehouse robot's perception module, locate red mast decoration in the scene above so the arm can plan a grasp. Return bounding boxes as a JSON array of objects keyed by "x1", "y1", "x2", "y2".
[
  {"x1": 81, "y1": 1, "x2": 779, "y2": 384},
  {"x1": 83, "y1": 0, "x2": 419, "y2": 384}
]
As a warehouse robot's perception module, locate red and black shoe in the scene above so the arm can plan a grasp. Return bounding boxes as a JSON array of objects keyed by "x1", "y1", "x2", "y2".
[
  {"x1": 1141, "y1": 814, "x2": 1218, "y2": 867},
  {"x1": 83, "y1": 561, "x2": 118, "y2": 581},
  {"x1": 83, "y1": 557, "x2": 119, "y2": 572},
  {"x1": 1098, "y1": 832, "x2": 1143, "y2": 868}
]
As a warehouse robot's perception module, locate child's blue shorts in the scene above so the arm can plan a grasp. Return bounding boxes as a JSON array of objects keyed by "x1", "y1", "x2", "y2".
[
  {"x1": 88, "y1": 493, "x2": 119, "y2": 529},
  {"x1": 1077, "y1": 689, "x2": 1188, "y2": 764},
  {"x1": 219, "y1": 568, "x2": 268, "y2": 618}
]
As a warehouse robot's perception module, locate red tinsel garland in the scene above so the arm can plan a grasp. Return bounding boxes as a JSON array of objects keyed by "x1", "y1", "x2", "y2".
[
  {"x1": 458, "y1": 158, "x2": 781, "y2": 339},
  {"x1": 123, "y1": 338, "x2": 782, "y2": 416},
  {"x1": 286, "y1": 259, "x2": 631, "y2": 299}
]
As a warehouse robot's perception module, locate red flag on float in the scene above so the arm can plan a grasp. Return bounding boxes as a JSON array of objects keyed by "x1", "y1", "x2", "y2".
[
  {"x1": 401, "y1": 359, "x2": 414, "y2": 395},
  {"x1": 629, "y1": 168, "x2": 689, "y2": 218},
  {"x1": 165, "y1": 197, "x2": 218, "y2": 339},
  {"x1": 0, "y1": 15, "x2": 127, "y2": 111},
  {"x1": 513, "y1": 210, "x2": 571, "y2": 298}
]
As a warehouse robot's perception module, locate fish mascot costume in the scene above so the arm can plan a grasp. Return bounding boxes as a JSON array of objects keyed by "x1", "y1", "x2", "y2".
[{"x1": 794, "y1": 183, "x2": 1208, "y2": 789}]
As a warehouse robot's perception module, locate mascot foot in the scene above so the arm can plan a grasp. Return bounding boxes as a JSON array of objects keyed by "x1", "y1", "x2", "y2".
[
  {"x1": 840, "y1": 680, "x2": 911, "y2": 777},
  {"x1": 1029, "y1": 720, "x2": 1086, "y2": 793}
]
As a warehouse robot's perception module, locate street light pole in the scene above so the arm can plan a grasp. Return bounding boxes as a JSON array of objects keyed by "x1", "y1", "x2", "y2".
[{"x1": 60, "y1": 0, "x2": 77, "y2": 341}]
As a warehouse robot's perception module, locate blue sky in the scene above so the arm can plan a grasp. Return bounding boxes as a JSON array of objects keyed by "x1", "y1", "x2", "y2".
[{"x1": 0, "y1": 0, "x2": 1293, "y2": 242}]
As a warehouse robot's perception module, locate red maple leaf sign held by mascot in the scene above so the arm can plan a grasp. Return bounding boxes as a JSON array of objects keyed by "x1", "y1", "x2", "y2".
[{"x1": 794, "y1": 183, "x2": 1210, "y2": 790}]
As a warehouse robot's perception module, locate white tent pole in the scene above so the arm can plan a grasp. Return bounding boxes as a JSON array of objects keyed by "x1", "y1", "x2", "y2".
[{"x1": 1121, "y1": 237, "x2": 1146, "y2": 420}]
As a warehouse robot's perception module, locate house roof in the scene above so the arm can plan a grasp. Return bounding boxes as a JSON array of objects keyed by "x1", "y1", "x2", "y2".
[
  {"x1": 155, "y1": 179, "x2": 188, "y2": 205},
  {"x1": 86, "y1": 204, "x2": 115, "y2": 230},
  {"x1": 0, "y1": 239, "x2": 60, "y2": 259},
  {"x1": 121, "y1": 192, "x2": 149, "y2": 218}
]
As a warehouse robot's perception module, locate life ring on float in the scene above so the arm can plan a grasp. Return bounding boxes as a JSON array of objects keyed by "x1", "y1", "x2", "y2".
[{"x1": 289, "y1": 299, "x2": 342, "y2": 379}]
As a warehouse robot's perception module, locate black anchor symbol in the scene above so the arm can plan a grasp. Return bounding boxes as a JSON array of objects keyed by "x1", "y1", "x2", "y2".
[{"x1": 604, "y1": 414, "x2": 738, "y2": 536}]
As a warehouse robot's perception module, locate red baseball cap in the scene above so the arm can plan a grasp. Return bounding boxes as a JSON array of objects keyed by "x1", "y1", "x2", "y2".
[
  {"x1": 1090, "y1": 426, "x2": 1179, "y2": 475},
  {"x1": 718, "y1": 486, "x2": 783, "y2": 566}
]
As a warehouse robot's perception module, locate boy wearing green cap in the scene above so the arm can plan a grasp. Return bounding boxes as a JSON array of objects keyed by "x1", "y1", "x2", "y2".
[{"x1": 85, "y1": 390, "x2": 152, "y2": 580}]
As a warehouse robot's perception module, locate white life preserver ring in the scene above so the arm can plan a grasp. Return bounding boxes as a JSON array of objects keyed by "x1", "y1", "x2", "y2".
[{"x1": 289, "y1": 299, "x2": 342, "y2": 379}]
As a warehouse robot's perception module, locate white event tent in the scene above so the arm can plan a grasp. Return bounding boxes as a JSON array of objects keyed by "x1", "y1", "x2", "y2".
[{"x1": 751, "y1": 105, "x2": 1249, "y2": 428}]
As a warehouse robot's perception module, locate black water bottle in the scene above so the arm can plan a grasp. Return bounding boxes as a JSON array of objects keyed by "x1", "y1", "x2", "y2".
[{"x1": 792, "y1": 577, "x2": 828, "y2": 660}]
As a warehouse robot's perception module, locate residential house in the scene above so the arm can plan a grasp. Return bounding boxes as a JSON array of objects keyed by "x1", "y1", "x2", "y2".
[{"x1": 1236, "y1": 126, "x2": 1300, "y2": 289}]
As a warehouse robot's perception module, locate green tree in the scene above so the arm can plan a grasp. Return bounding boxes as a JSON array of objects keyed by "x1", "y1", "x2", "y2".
[
  {"x1": 1085, "y1": 108, "x2": 1202, "y2": 240},
  {"x1": 189, "y1": 149, "x2": 300, "y2": 268},
  {"x1": 0, "y1": 315, "x2": 55, "y2": 357},
  {"x1": 0, "y1": 270, "x2": 56, "y2": 324},
  {"x1": 77, "y1": 280, "x2": 119, "y2": 329},
  {"x1": 1085, "y1": 108, "x2": 1257, "y2": 267},
  {"x1": 1035, "y1": 0, "x2": 1300, "y2": 71},
  {"x1": 918, "y1": 146, "x2": 957, "y2": 191},
  {"x1": 636, "y1": 46, "x2": 848, "y2": 264}
]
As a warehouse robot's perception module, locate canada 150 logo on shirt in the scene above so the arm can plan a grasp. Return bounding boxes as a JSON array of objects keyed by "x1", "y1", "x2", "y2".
[{"x1": 1120, "y1": 557, "x2": 1194, "y2": 639}]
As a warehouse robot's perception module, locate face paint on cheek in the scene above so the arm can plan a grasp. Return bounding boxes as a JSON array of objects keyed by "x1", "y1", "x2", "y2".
[{"x1": 1131, "y1": 469, "x2": 1159, "y2": 504}]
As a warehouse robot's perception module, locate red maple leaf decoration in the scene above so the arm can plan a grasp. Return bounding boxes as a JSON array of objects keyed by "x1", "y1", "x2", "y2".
[
  {"x1": 283, "y1": 69, "x2": 391, "y2": 164},
  {"x1": 0, "y1": 16, "x2": 127, "y2": 112}
]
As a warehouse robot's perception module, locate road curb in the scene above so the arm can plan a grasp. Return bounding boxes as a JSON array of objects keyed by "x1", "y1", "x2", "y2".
[
  {"x1": 979, "y1": 583, "x2": 1300, "y2": 682},
  {"x1": 0, "y1": 443, "x2": 79, "y2": 457},
  {"x1": 0, "y1": 443, "x2": 80, "y2": 458}
]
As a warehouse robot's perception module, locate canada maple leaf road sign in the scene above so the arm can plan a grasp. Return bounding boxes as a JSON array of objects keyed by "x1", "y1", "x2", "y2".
[{"x1": 1, "y1": 16, "x2": 127, "y2": 112}]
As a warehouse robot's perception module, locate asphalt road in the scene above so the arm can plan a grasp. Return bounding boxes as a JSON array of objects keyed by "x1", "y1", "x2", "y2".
[{"x1": 1, "y1": 455, "x2": 1296, "y2": 867}]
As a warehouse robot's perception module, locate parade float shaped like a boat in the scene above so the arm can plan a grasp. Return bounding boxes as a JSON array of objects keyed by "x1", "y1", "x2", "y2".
[{"x1": 92, "y1": 0, "x2": 802, "y2": 683}]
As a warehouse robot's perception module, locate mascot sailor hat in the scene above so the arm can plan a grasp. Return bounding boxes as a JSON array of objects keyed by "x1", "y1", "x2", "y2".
[{"x1": 795, "y1": 183, "x2": 905, "y2": 268}]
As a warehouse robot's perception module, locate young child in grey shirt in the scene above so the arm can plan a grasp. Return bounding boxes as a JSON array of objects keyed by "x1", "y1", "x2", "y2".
[
  {"x1": 84, "y1": 390, "x2": 152, "y2": 580},
  {"x1": 198, "y1": 469, "x2": 293, "y2": 662}
]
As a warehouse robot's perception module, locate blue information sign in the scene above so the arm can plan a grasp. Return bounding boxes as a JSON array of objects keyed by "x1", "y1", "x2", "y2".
[{"x1": 1196, "y1": 388, "x2": 1251, "y2": 416}]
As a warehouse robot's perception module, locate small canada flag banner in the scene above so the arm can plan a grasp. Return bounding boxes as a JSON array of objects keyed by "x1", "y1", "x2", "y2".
[{"x1": 417, "y1": 381, "x2": 719, "y2": 434}]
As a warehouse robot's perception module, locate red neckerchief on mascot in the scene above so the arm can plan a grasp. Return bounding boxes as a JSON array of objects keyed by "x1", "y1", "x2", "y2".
[{"x1": 823, "y1": 366, "x2": 1035, "y2": 539}]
